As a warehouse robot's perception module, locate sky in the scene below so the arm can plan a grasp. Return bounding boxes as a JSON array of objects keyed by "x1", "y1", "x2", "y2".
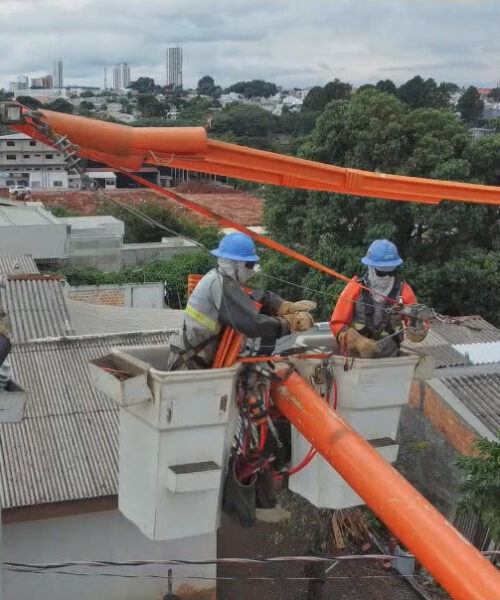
[{"x1": 1, "y1": 0, "x2": 500, "y2": 91}]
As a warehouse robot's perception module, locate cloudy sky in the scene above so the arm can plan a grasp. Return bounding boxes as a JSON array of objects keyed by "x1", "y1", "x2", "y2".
[{"x1": 1, "y1": 0, "x2": 499, "y2": 91}]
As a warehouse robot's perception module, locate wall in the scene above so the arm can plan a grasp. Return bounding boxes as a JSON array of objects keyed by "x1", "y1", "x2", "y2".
[
  {"x1": 66, "y1": 233, "x2": 122, "y2": 272},
  {"x1": 122, "y1": 240, "x2": 198, "y2": 267},
  {"x1": 0, "y1": 224, "x2": 67, "y2": 260},
  {"x1": 3, "y1": 509, "x2": 216, "y2": 600},
  {"x1": 67, "y1": 283, "x2": 165, "y2": 308}
]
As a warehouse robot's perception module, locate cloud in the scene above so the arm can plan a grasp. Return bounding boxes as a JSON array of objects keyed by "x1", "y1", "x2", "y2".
[{"x1": 1, "y1": 0, "x2": 500, "y2": 90}]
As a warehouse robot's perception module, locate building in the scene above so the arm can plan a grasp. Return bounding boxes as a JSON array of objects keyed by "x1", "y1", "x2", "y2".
[
  {"x1": 0, "y1": 133, "x2": 72, "y2": 189},
  {"x1": 165, "y1": 46, "x2": 182, "y2": 89},
  {"x1": 16, "y1": 75, "x2": 28, "y2": 90},
  {"x1": 30, "y1": 75, "x2": 53, "y2": 89},
  {"x1": 53, "y1": 58, "x2": 63, "y2": 88},
  {"x1": 112, "y1": 63, "x2": 131, "y2": 91}
]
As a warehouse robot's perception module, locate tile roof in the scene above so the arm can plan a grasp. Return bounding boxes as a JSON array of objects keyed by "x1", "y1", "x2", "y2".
[
  {"x1": 0, "y1": 331, "x2": 173, "y2": 509},
  {"x1": 442, "y1": 372, "x2": 500, "y2": 435},
  {"x1": 0, "y1": 255, "x2": 39, "y2": 275},
  {"x1": 1, "y1": 278, "x2": 73, "y2": 342}
]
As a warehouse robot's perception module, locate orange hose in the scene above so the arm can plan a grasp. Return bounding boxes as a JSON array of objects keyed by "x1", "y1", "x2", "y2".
[{"x1": 270, "y1": 370, "x2": 500, "y2": 600}]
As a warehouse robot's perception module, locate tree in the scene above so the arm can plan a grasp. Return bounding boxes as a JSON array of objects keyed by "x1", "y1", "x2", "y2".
[
  {"x1": 197, "y1": 75, "x2": 216, "y2": 96},
  {"x1": 80, "y1": 90, "x2": 95, "y2": 97},
  {"x1": 457, "y1": 86, "x2": 484, "y2": 126},
  {"x1": 44, "y1": 98, "x2": 74, "y2": 114},
  {"x1": 226, "y1": 79, "x2": 277, "y2": 98},
  {"x1": 212, "y1": 103, "x2": 277, "y2": 149},
  {"x1": 0, "y1": 89, "x2": 13, "y2": 101},
  {"x1": 323, "y1": 78, "x2": 352, "y2": 102},
  {"x1": 262, "y1": 88, "x2": 500, "y2": 323},
  {"x1": 465, "y1": 134, "x2": 500, "y2": 185},
  {"x1": 398, "y1": 76, "x2": 451, "y2": 109},
  {"x1": 302, "y1": 86, "x2": 327, "y2": 111},
  {"x1": 375, "y1": 79, "x2": 398, "y2": 96},
  {"x1": 128, "y1": 77, "x2": 156, "y2": 93},
  {"x1": 79, "y1": 100, "x2": 95, "y2": 111},
  {"x1": 456, "y1": 435, "x2": 500, "y2": 546},
  {"x1": 15, "y1": 95, "x2": 42, "y2": 110},
  {"x1": 136, "y1": 93, "x2": 165, "y2": 118}
]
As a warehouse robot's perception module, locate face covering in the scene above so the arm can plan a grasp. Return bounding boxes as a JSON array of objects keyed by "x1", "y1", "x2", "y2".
[
  {"x1": 367, "y1": 266, "x2": 395, "y2": 302},
  {"x1": 217, "y1": 259, "x2": 258, "y2": 284}
]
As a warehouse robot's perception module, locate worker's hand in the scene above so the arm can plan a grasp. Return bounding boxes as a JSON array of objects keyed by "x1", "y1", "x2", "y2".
[
  {"x1": 281, "y1": 311, "x2": 315, "y2": 332},
  {"x1": 405, "y1": 322, "x2": 427, "y2": 343},
  {"x1": 277, "y1": 300, "x2": 317, "y2": 316},
  {"x1": 339, "y1": 328, "x2": 381, "y2": 359},
  {"x1": 388, "y1": 303, "x2": 404, "y2": 330}
]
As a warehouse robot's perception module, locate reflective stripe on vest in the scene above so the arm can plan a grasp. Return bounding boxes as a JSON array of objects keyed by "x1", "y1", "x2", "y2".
[{"x1": 185, "y1": 304, "x2": 220, "y2": 334}]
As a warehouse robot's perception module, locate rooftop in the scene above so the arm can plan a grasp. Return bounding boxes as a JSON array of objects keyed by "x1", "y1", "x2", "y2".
[
  {"x1": 0, "y1": 254, "x2": 39, "y2": 275},
  {"x1": 0, "y1": 203, "x2": 61, "y2": 227},
  {"x1": 1, "y1": 332, "x2": 173, "y2": 509}
]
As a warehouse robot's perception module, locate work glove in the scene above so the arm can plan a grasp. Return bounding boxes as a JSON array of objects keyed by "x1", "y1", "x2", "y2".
[
  {"x1": 0, "y1": 312, "x2": 10, "y2": 341},
  {"x1": 339, "y1": 327, "x2": 381, "y2": 359},
  {"x1": 405, "y1": 322, "x2": 427, "y2": 343},
  {"x1": 281, "y1": 311, "x2": 315, "y2": 333},
  {"x1": 388, "y1": 303, "x2": 404, "y2": 330},
  {"x1": 277, "y1": 300, "x2": 317, "y2": 316}
]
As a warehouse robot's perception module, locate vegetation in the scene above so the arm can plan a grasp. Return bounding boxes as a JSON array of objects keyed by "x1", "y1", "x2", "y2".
[
  {"x1": 456, "y1": 435, "x2": 500, "y2": 546},
  {"x1": 262, "y1": 88, "x2": 500, "y2": 324},
  {"x1": 62, "y1": 252, "x2": 215, "y2": 309}
]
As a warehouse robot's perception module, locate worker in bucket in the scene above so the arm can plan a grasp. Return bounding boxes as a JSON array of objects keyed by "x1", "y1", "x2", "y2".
[
  {"x1": 330, "y1": 239, "x2": 427, "y2": 358},
  {"x1": 167, "y1": 232, "x2": 316, "y2": 370}
]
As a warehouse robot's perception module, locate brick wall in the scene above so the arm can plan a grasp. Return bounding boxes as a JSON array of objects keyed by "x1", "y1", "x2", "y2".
[
  {"x1": 408, "y1": 380, "x2": 477, "y2": 456},
  {"x1": 67, "y1": 287, "x2": 125, "y2": 307}
]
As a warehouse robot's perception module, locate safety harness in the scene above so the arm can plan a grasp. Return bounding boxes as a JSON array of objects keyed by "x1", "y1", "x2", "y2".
[{"x1": 354, "y1": 277, "x2": 403, "y2": 344}]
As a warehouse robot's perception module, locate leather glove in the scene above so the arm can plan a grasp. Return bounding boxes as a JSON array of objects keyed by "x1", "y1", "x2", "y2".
[
  {"x1": 405, "y1": 322, "x2": 427, "y2": 343},
  {"x1": 388, "y1": 303, "x2": 404, "y2": 330},
  {"x1": 281, "y1": 311, "x2": 315, "y2": 332},
  {"x1": 277, "y1": 300, "x2": 317, "y2": 316},
  {"x1": 339, "y1": 327, "x2": 381, "y2": 359}
]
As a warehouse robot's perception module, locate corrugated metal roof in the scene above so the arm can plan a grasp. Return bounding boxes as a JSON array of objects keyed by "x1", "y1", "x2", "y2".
[
  {"x1": 419, "y1": 344, "x2": 470, "y2": 369},
  {"x1": 67, "y1": 299, "x2": 184, "y2": 336},
  {"x1": 453, "y1": 342, "x2": 500, "y2": 365},
  {"x1": 0, "y1": 255, "x2": 39, "y2": 275},
  {"x1": 442, "y1": 373, "x2": 500, "y2": 435},
  {"x1": 1, "y1": 279, "x2": 73, "y2": 342},
  {"x1": 0, "y1": 331, "x2": 174, "y2": 509}
]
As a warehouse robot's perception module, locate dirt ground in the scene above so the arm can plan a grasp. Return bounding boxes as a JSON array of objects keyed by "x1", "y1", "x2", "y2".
[{"x1": 217, "y1": 491, "x2": 446, "y2": 600}]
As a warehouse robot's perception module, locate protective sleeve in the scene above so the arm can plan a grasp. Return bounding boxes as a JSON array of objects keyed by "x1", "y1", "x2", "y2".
[
  {"x1": 249, "y1": 288, "x2": 284, "y2": 315},
  {"x1": 329, "y1": 277, "x2": 362, "y2": 339},
  {"x1": 219, "y1": 278, "x2": 288, "y2": 339}
]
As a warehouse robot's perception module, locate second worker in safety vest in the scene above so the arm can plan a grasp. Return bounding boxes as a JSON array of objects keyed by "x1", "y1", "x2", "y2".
[
  {"x1": 330, "y1": 239, "x2": 428, "y2": 359},
  {"x1": 167, "y1": 232, "x2": 316, "y2": 370}
]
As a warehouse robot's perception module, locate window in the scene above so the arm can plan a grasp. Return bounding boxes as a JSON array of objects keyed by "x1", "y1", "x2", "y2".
[
  {"x1": 6, "y1": 180, "x2": 15, "y2": 186},
  {"x1": 6, "y1": 155, "x2": 16, "y2": 160},
  {"x1": 23, "y1": 154, "x2": 29, "y2": 159},
  {"x1": 29, "y1": 141, "x2": 36, "y2": 147},
  {"x1": 34, "y1": 154, "x2": 41, "y2": 157},
  {"x1": 6, "y1": 141, "x2": 15, "y2": 147},
  {"x1": 46, "y1": 154, "x2": 53, "y2": 159},
  {"x1": 52, "y1": 180, "x2": 63, "y2": 187},
  {"x1": 21, "y1": 173, "x2": 29, "y2": 178},
  {"x1": 47, "y1": 168, "x2": 52, "y2": 171}
]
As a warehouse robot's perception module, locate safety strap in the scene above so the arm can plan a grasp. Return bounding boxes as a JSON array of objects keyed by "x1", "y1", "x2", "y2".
[
  {"x1": 356, "y1": 279, "x2": 402, "y2": 340},
  {"x1": 170, "y1": 323, "x2": 213, "y2": 370}
]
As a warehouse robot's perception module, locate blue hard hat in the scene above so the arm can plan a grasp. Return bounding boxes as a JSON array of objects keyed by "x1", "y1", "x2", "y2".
[
  {"x1": 211, "y1": 232, "x2": 259, "y2": 262},
  {"x1": 361, "y1": 239, "x2": 403, "y2": 270}
]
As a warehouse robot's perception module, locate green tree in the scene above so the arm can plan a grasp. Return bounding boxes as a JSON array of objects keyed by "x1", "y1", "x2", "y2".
[
  {"x1": 212, "y1": 103, "x2": 277, "y2": 149},
  {"x1": 197, "y1": 75, "x2": 216, "y2": 96},
  {"x1": 457, "y1": 86, "x2": 485, "y2": 126},
  {"x1": 262, "y1": 88, "x2": 500, "y2": 323},
  {"x1": 465, "y1": 134, "x2": 500, "y2": 185},
  {"x1": 0, "y1": 89, "x2": 14, "y2": 101},
  {"x1": 80, "y1": 90, "x2": 95, "y2": 97},
  {"x1": 302, "y1": 86, "x2": 327, "y2": 111},
  {"x1": 44, "y1": 98, "x2": 74, "y2": 114},
  {"x1": 15, "y1": 95, "x2": 42, "y2": 110},
  {"x1": 226, "y1": 79, "x2": 277, "y2": 98},
  {"x1": 398, "y1": 75, "x2": 451, "y2": 109},
  {"x1": 456, "y1": 435, "x2": 500, "y2": 546},
  {"x1": 375, "y1": 79, "x2": 398, "y2": 96},
  {"x1": 79, "y1": 100, "x2": 95, "y2": 111},
  {"x1": 128, "y1": 77, "x2": 156, "y2": 93},
  {"x1": 323, "y1": 78, "x2": 352, "y2": 102},
  {"x1": 136, "y1": 93, "x2": 165, "y2": 118}
]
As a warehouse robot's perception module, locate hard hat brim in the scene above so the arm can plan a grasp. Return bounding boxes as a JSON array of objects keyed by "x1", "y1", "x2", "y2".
[
  {"x1": 361, "y1": 256, "x2": 403, "y2": 268},
  {"x1": 211, "y1": 249, "x2": 260, "y2": 262}
]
